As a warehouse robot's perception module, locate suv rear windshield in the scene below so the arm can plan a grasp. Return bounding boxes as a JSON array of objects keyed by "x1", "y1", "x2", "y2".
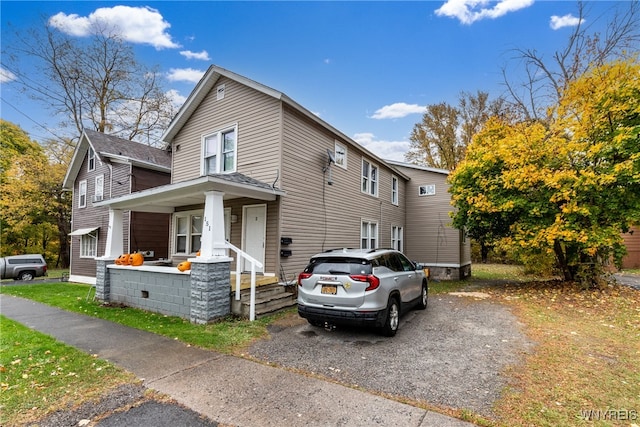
[{"x1": 305, "y1": 257, "x2": 373, "y2": 275}]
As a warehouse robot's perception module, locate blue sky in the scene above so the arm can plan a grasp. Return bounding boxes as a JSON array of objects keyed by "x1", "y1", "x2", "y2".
[{"x1": 0, "y1": 1, "x2": 623, "y2": 161}]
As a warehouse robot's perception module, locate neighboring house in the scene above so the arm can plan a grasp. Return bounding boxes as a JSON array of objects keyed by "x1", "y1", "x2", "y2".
[
  {"x1": 92, "y1": 65, "x2": 470, "y2": 321},
  {"x1": 622, "y1": 226, "x2": 640, "y2": 269},
  {"x1": 62, "y1": 129, "x2": 172, "y2": 284}
]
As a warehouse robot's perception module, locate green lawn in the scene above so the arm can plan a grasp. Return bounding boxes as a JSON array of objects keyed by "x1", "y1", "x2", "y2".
[
  {"x1": 0, "y1": 316, "x2": 135, "y2": 426},
  {"x1": 2, "y1": 266, "x2": 639, "y2": 427}
]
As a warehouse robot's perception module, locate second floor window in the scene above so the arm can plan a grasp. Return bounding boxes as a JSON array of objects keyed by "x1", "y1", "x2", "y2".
[
  {"x1": 391, "y1": 176, "x2": 399, "y2": 205},
  {"x1": 335, "y1": 141, "x2": 347, "y2": 169},
  {"x1": 362, "y1": 159, "x2": 378, "y2": 197},
  {"x1": 203, "y1": 126, "x2": 237, "y2": 175},
  {"x1": 94, "y1": 175, "x2": 104, "y2": 201},
  {"x1": 78, "y1": 180, "x2": 87, "y2": 208}
]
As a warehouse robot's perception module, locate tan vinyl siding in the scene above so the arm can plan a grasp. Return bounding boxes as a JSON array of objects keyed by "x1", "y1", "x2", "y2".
[
  {"x1": 396, "y1": 166, "x2": 466, "y2": 266},
  {"x1": 171, "y1": 77, "x2": 281, "y2": 185},
  {"x1": 278, "y1": 106, "x2": 406, "y2": 274},
  {"x1": 168, "y1": 198, "x2": 280, "y2": 274}
]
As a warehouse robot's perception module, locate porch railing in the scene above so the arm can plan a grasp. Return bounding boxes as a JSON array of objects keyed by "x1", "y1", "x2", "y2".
[{"x1": 215, "y1": 241, "x2": 263, "y2": 321}]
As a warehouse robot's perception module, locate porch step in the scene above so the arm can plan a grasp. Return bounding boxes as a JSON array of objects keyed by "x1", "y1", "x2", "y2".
[
  {"x1": 230, "y1": 274, "x2": 279, "y2": 292},
  {"x1": 235, "y1": 283, "x2": 297, "y2": 319}
]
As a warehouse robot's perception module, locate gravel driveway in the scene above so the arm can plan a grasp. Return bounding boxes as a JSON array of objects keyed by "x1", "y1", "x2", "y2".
[{"x1": 248, "y1": 293, "x2": 533, "y2": 417}]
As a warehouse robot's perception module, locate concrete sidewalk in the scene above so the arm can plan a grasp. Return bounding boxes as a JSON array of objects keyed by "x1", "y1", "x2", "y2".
[{"x1": 1, "y1": 294, "x2": 474, "y2": 426}]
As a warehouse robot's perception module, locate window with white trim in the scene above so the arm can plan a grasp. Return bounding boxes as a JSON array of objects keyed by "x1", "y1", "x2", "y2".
[
  {"x1": 80, "y1": 230, "x2": 98, "y2": 257},
  {"x1": 94, "y1": 175, "x2": 104, "y2": 201},
  {"x1": 174, "y1": 210, "x2": 231, "y2": 255},
  {"x1": 419, "y1": 184, "x2": 436, "y2": 196},
  {"x1": 391, "y1": 226, "x2": 404, "y2": 252},
  {"x1": 78, "y1": 180, "x2": 87, "y2": 208},
  {"x1": 391, "y1": 175, "x2": 399, "y2": 205},
  {"x1": 174, "y1": 213, "x2": 202, "y2": 255},
  {"x1": 88, "y1": 147, "x2": 95, "y2": 171},
  {"x1": 361, "y1": 220, "x2": 378, "y2": 250},
  {"x1": 203, "y1": 126, "x2": 237, "y2": 175},
  {"x1": 361, "y1": 159, "x2": 378, "y2": 197},
  {"x1": 335, "y1": 141, "x2": 347, "y2": 169}
]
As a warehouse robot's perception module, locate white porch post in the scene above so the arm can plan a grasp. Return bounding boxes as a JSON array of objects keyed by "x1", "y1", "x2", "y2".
[
  {"x1": 200, "y1": 191, "x2": 227, "y2": 257},
  {"x1": 104, "y1": 208, "x2": 124, "y2": 258}
]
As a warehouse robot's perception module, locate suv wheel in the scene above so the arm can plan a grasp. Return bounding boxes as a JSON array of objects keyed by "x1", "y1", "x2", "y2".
[
  {"x1": 417, "y1": 282, "x2": 428, "y2": 310},
  {"x1": 18, "y1": 271, "x2": 35, "y2": 281},
  {"x1": 381, "y1": 297, "x2": 399, "y2": 337}
]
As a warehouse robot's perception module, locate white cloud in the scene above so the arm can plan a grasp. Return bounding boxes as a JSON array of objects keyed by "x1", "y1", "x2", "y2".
[
  {"x1": 371, "y1": 102, "x2": 426, "y2": 120},
  {"x1": 166, "y1": 89, "x2": 187, "y2": 109},
  {"x1": 180, "y1": 50, "x2": 211, "y2": 61},
  {"x1": 0, "y1": 67, "x2": 16, "y2": 83},
  {"x1": 550, "y1": 14, "x2": 584, "y2": 30},
  {"x1": 435, "y1": 0, "x2": 534, "y2": 25},
  {"x1": 353, "y1": 133, "x2": 410, "y2": 162},
  {"x1": 166, "y1": 68, "x2": 205, "y2": 84},
  {"x1": 48, "y1": 6, "x2": 179, "y2": 49}
]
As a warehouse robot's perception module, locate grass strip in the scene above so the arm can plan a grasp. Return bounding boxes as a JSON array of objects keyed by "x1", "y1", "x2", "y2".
[
  {"x1": 0, "y1": 282, "x2": 287, "y2": 354},
  {"x1": 0, "y1": 316, "x2": 135, "y2": 427}
]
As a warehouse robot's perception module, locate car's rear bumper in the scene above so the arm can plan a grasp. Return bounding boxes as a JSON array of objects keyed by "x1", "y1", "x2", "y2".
[{"x1": 298, "y1": 304, "x2": 387, "y2": 327}]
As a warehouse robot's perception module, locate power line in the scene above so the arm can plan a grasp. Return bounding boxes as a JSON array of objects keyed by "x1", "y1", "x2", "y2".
[{"x1": 0, "y1": 96, "x2": 73, "y2": 144}]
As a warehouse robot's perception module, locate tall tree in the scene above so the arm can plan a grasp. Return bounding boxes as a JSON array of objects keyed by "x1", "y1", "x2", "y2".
[
  {"x1": 406, "y1": 91, "x2": 505, "y2": 170},
  {"x1": 4, "y1": 20, "x2": 175, "y2": 145},
  {"x1": 502, "y1": 1, "x2": 639, "y2": 121},
  {"x1": 0, "y1": 120, "x2": 72, "y2": 267},
  {"x1": 450, "y1": 58, "x2": 640, "y2": 285}
]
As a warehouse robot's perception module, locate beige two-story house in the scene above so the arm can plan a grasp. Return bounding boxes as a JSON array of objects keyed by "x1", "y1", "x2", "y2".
[{"x1": 90, "y1": 65, "x2": 470, "y2": 320}]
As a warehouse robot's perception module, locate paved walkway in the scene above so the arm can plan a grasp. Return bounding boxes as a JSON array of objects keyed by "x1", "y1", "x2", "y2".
[{"x1": 1, "y1": 295, "x2": 474, "y2": 427}]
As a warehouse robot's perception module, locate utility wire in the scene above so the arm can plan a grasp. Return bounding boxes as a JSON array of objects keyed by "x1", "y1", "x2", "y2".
[{"x1": 1, "y1": 96, "x2": 71, "y2": 144}]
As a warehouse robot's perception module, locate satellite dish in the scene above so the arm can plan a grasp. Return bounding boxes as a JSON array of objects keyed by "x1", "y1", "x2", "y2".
[{"x1": 327, "y1": 149, "x2": 336, "y2": 164}]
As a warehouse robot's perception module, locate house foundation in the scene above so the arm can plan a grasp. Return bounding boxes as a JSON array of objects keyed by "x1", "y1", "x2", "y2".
[{"x1": 94, "y1": 257, "x2": 233, "y2": 324}]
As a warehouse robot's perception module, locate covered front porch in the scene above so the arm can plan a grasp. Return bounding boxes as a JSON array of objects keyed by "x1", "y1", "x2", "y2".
[{"x1": 93, "y1": 174, "x2": 287, "y2": 322}]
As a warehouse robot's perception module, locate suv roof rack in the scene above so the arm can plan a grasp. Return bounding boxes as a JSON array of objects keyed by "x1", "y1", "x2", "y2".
[
  {"x1": 324, "y1": 248, "x2": 358, "y2": 253},
  {"x1": 369, "y1": 248, "x2": 395, "y2": 253}
]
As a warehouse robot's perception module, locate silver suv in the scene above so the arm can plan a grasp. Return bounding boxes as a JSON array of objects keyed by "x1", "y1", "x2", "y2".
[{"x1": 297, "y1": 248, "x2": 428, "y2": 336}]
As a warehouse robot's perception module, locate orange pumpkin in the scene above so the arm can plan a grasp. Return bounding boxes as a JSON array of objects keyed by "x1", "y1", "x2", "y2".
[
  {"x1": 115, "y1": 254, "x2": 129, "y2": 265},
  {"x1": 177, "y1": 261, "x2": 192, "y2": 272},
  {"x1": 196, "y1": 250, "x2": 201, "y2": 256},
  {"x1": 130, "y1": 253, "x2": 144, "y2": 266}
]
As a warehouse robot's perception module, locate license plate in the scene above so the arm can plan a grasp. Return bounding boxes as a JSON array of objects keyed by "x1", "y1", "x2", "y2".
[{"x1": 321, "y1": 285, "x2": 337, "y2": 295}]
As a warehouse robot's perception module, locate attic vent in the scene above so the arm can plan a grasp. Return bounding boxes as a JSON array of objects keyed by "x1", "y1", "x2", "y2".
[{"x1": 216, "y1": 84, "x2": 225, "y2": 100}]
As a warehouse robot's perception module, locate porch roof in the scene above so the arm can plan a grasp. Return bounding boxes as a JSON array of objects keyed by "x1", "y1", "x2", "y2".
[{"x1": 95, "y1": 173, "x2": 285, "y2": 213}]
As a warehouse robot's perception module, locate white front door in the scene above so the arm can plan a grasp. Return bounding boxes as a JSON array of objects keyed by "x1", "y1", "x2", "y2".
[{"x1": 243, "y1": 205, "x2": 266, "y2": 272}]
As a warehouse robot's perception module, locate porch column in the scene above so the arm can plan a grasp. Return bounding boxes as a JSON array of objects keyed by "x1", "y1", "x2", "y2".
[
  {"x1": 189, "y1": 257, "x2": 232, "y2": 324},
  {"x1": 200, "y1": 191, "x2": 227, "y2": 257},
  {"x1": 104, "y1": 208, "x2": 124, "y2": 258}
]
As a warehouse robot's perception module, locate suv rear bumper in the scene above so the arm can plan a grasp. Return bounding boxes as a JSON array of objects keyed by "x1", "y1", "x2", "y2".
[{"x1": 298, "y1": 304, "x2": 387, "y2": 328}]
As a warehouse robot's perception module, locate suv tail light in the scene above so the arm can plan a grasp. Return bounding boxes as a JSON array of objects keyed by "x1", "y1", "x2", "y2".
[
  {"x1": 298, "y1": 272, "x2": 312, "y2": 286},
  {"x1": 349, "y1": 274, "x2": 380, "y2": 291}
]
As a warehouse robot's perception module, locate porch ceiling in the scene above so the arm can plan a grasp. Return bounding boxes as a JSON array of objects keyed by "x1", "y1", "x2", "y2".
[{"x1": 96, "y1": 174, "x2": 285, "y2": 213}]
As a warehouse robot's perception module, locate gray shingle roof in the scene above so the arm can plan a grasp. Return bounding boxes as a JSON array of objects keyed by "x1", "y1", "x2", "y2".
[
  {"x1": 85, "y1": 129, "x2": 171, "y2": 169},
  {"x1": 208, "y1": 172, "x2": 280, "y2": 191}
]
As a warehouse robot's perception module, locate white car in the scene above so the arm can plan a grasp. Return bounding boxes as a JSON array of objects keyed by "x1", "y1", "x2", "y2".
[{"x1": 297, "y1": 248, "x2": 428, "y2": 336}]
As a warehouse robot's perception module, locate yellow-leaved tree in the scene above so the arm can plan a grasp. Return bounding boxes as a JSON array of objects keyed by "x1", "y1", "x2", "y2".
[
  {"x1": 449, "y1": 58, "x2": 640, "y2": 286},
  {"x1": 0, "y1": 120, "x2": 72, "y2": 266}
]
